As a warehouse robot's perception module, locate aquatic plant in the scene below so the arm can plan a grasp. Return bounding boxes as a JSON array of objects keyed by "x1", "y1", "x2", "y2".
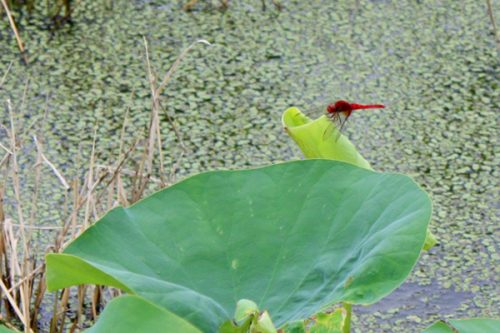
[{"x1": 44, "y1": 159, "x2": 432, "y2": 332}]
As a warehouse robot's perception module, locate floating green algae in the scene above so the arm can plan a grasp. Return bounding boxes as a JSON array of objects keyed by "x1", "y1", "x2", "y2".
[{"x1": 1, "y1": 1, "x2": 498, "y2": 332}]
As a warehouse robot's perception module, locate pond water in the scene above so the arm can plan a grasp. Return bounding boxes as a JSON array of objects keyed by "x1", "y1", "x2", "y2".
[{"x1": 1, "y1": 0, "x2": 498, "y2": 332}]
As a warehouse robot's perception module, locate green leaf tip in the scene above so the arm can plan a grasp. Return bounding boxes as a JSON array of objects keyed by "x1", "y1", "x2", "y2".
[
  {"x1": 45, "y1": 253, "x2": 131, "y2": 292},
  {"x1": 281, "y1": 107, "x2": 371, "y2": 169},
  {"x1": 255, "y1": 311, "x2": 278, "y2": 333},
  {"x1": 221, "y1": 300, "x2": 277, "y2": 333},
  {"x1": 235, "y1": 299, "x2": 259, "y2": 322}
]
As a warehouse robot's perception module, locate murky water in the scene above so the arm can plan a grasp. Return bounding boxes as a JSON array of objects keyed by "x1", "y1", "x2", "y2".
[{"x1": 1, "y1": 0, "x2": 498, "y2": 332}]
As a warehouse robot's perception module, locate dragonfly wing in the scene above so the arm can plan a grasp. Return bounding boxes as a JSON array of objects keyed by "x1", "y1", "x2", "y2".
[
  {"x1": 322, "y1": 122, "x2": 336, "y2": 141},
  {"x1": 337, "y1": 113, "x2": 350, "y2": 134},
  {"x1": 331, "y1": 112, "x2": 352, "y2": 141}
]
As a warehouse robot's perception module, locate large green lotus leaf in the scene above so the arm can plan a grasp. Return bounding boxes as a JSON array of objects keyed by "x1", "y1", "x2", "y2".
[
  {"x1": 282, "y1": 107, "x2": 437, "y2": 250},
  {"x1": 0, "y1": 326, "x2": 18, "y2": 333},
  {"x1": 422, "y1": 319, "x2": 500, "y2": 333},
  {"x1": 46, "y1": 160, "x2": 431, "y2": 332},
  {"x1": 83, "y1": 295, "x2": 202, "y2": 333}
]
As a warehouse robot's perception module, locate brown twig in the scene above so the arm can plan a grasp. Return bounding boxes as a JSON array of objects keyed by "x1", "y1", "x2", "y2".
[
  {"x1": 0, "y1": 61, "x2": 13, "y2": 89},
  {"x1": 94, "y1": 139, "x2": 140, "y2": 204},
  {"x1": 143, "y1": 37, "x2": 166, "y2": 187},
  {"x1": 0, "y1": 278, "x2": 26, "y2": 327},
  {"x1": 33, "y1": 136, "x2": 70, "y2": 190},
  {"x1": 1, "y1": 0, "x2": 28, "y2": 63},
  {"x1": 156, "y1": 39, "x2": 210, "y2": 96}
]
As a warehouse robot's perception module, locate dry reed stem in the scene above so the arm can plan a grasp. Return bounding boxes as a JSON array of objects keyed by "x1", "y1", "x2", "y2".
[
  {"x1": 33, "y1": 136, "x2": 70, "y2": 190},
  {"x1": 140, "y1": 37, "x2": 210, "y2": 194},
  {"x1": 26, "y1": 108, "x2": 50, "y2": 328},
  {"x1": 17, "y1": 83, "x2": 37, "y2": 333},
  {"x1": 91, "y1": 286, "x2": 101, "y2": 320},
  {"x1": 0, "y1": 157, "x2": 9, "y2": 321},
  {"x1": 7, "y1": 100, "x2": 28, "y2": 250},
  {"x1": 0, "y1": 142, "x2": 13, "y2": 155},
  {"x1": 3, "y1": 219, "x2": 19, "y2": 278},
  {"x1": 158, "y1": 99, "x2": 187, "y2": 152},
  {"x1": 49, "y1": 292, "x2": 59, "y2": 333},
  {"x1": 0, "y1": 153, "x2": 10, "y2": 169},
  {"x1": 0, "y1": 61, "x2": 13, "y2": 89},
  {"x1": 94, "y1": 139, "x2": 140, "y2": 205},
  {"x1": 6, "y1": 99, "x2": 34, "y2": 332},
  {"x1": 144, "y1": 37, "x2": 167, "y2": 187},
  {"x1": 116, "y1": 174, "x2": 127, "y2": 206},
  {"x1": 30, "y1": 136, "x2": 43, "y2": 243},
  {"x1": 56, "y1": 171, "x2": 106, "y2": 249},
  {"x1": 56, "y1": 288, "x2": 70, "y2": 333},
  {"x1": 69, "y1": 285, "x2": 86, "y2": 332},
  {"x1": 57, "y1": 137, "x2": 138, "y2": 248},
  {"x1": 141, "y1": 37, "x2": 161, "y2": 194},
  {"x1": 94, "y1": 164, "x2": 161, "y2": 184},
  {"x1": 106, "y1": 179, "x2": 114, "y2": 211},
  {"x1": 0, "y1": 181, "x2": 4, "y2": 224},
  {"x1": 6, "y1": 264, "x2": 43, "y2": 293},
  {"x1": 156, "y1": 39, "x2": 210, "y2": 96},
  {"x1": 1, "y1": 0, "x2": 27, "y2": 63},
  {"x1": 69, "y1": 178, "x2": 79, "y2": 241},
  {"x1": 155, "y1": 117, "x2": 166, "y2": 187},
  {"x1": 30, "y1": 273, "x2": 46, "y2": 331},
  {"x1": 83, "y1": 126, "x2": 98, "y2": 229},
  {"x1": 0, "y1": 277, "x2": 26, "y2": 327},
  {"x1": 155, "y1": 39, "x2": 210, "y2": 153}
]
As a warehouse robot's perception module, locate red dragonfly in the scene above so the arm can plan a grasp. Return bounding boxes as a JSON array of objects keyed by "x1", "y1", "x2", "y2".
[{"x1": 323, "y1": 100, "x2": 385, "y2": 141}]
